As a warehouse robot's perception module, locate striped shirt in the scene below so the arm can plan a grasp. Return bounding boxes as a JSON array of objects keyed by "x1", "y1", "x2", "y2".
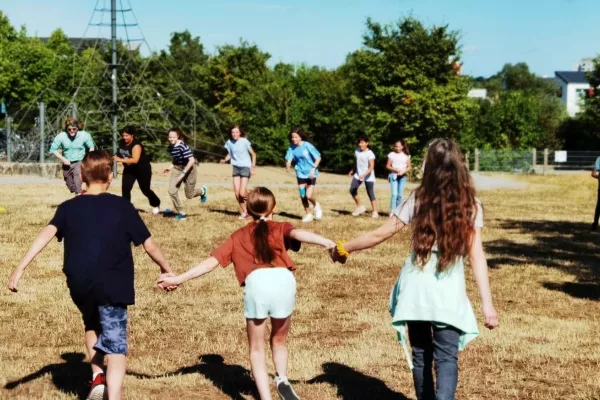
[{"x1": 168, "y1": 141, "x2": 194, "y2": 166}]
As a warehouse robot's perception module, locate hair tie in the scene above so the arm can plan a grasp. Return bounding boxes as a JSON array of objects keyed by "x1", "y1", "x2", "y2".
[{"x1": 259, "y1": 216, "x2": 267, "y2": 221}]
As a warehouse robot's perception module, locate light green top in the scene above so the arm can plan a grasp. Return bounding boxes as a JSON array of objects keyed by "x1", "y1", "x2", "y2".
[
  {"x1": 389, "y1": 193, "x2": 483, "y2": 369},
  {"x1": 49, "y1": 131, "x2": 95, "y2": 162}
]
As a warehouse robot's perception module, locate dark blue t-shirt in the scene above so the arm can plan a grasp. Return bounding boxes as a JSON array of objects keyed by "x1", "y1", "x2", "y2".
[{"x1": 49, "y1": 193, "x2": 151, "y2": 305}]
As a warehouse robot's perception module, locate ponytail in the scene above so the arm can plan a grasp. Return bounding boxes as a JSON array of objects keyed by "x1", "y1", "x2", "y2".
[{"x1": 254, "y1": 217, "x2": 275, "y2": 264}]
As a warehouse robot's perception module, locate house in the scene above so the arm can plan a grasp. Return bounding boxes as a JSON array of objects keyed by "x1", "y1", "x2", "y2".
[
  {"x1": 555, "y1": 71, "x2": 590, "y2": 117},
  {"x1": 467, "y1": 88, "x2": 488, "y2": 99}
]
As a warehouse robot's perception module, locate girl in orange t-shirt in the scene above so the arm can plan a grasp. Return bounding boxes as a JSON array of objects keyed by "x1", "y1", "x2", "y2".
[{"x1": 158, "y1": 187, "x2": 334, "y2": 400}]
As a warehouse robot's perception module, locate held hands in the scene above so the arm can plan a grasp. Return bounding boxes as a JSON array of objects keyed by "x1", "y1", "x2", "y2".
[
  {"x1": 156, "y1": 273, "x2": 179, "y2": 292},
  {"x1": 483, "y1": 303, "x2": 499, "y2": 329},
  {"x1": 7, "y1": 268, "x2": 24, "y2": 292},
  {"x1": 328, "y1": 241, "x2": 349, "y2": 264}
]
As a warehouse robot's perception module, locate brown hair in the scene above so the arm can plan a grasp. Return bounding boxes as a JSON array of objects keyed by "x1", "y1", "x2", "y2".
[
  {"x1": 81, "y1": 151, "x2": 113, "y2": 184},
  {"x1": 168, "y1": 127, "x2": 184, "y2": 140},
  {"x1": 395, "y1": 139, "x2": 411, "y2": 156},
  {"x1": 64, "y1": 118, "x2": 83, "y2": 131},
  {"x1": 289, "y1": 127, "x2": 308, "y2": 143},
  {"x1": 231, "y1": 125, "x2": 247, "y2": 138},
  {"x1": 411, "y1": 139, "x2": 477, "y2": 272},
  {"x1": 246, "y1": 187, "x2": 277, "y2": 264}
]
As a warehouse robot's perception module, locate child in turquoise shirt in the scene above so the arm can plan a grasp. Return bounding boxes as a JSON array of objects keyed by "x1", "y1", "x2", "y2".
[{"x1": 332, "y1": 138, "x2": 498, "y2": 400}]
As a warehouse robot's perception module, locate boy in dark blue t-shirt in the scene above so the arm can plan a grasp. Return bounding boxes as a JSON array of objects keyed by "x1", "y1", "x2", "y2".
[{"x1": 8, "y1": 151, "x2": 175, "y2": 400}]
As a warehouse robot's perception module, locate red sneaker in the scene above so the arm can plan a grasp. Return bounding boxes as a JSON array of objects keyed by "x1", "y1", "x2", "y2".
[{"x1": 86, "y1": 373, "x2": 106, "y2": 400}]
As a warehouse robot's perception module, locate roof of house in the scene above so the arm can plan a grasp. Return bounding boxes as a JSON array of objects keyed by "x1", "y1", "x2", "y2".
[{"x1": 555, "y1": 71, "x2": 589, "y2": 84}]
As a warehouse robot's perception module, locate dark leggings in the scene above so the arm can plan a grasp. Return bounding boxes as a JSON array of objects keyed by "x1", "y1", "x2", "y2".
[
  {"x1": 594, "y1": 185, "x2": 600, "y2": 227},
  {"x1": 122, "y1": 166, "x2": 161, "y2": 207},
  {"x1": 349, "y1": 177, "x2": 376, "y2": 201},
  {"x1": 407, "y1": 322, "x2": 461, "y2": 400}
]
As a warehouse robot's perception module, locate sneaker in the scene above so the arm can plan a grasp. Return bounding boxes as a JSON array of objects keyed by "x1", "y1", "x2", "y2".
[
  {"x1": 302, "y1": 213, "x2": 314, "y2": 223},
  {"x1": 275, "y1": 376, "x2": 300, "y2": 400},
  {"x1": 314, "y1": 202, "x2": 323, "y2": 220},
  {"x1": 152, "y1": 207, "x2": 160, "y2": 215},
  {"x1": 372, "y1": 211, "x2": 379, "y2": 219},
  {"x1": 175, "y1": 213, "x2": 187, "y2": 221},
  {"x1": 238, "y1": 213, "x2": 249, "y2": 220},
  {"x1": 86, "y1": 373, "x2": 106, "y2": 400},
  {"x1": 200, "y1": 185, "x2": 208, "y2": 203},
  {"x1": 351, "y1": 205, "x2": 366, "y2": 217},
  {"x1": 163, "y1": 208, "x2": 174, "y2": 216}
]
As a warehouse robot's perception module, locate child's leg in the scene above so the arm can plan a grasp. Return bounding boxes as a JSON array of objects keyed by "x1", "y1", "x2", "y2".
[
  {"x1": 365, "y1": 181, "x2": 377, "y2": 212},
  {"x1": 247, "y1": 318, "x2": 272, "y2": 400},
  {"x1": 270, "y1": 316, "x2": 292, "y2": 378},
  {"x1": 233, "y1": 176, "x2": 244, "y2": 213},
  {"x1": 397, "y1": 176, "x2": 407, "y2": 209},
  {"x1": 168, "y1": 169, "x2": 184, "y2": 213},
  {"x1": 407, "y1": 322, "x2": 435, "y2": 400},
  {"x1": 432, "y1": 325, "x2": 460, "y2": 400},
  {"x1": 306, "y1": 184, "x2": 317, "y2": 207},
  {"x1": 84, "y1": 330, "x2": 104, "y2": 376},
  {"x1": 183, "y1": 165, "x2": 204, "y2": 199},
  {"x1": 105, "y1": 354, "x2": 126, "y2": 400},
  {"x1": 349, "y1": 178, "x2": 362, "y2": 206},
  {"x1": 389, "y1": 175, "x2": 398, "y2": 212},
  {"x1": 239, "y1": 177, "x2": 250, "y2": 214},
  {"x1": 297, "y1": 183, "x2": 310, "y2": 214}
]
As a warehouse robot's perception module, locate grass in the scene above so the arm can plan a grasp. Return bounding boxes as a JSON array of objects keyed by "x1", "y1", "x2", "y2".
[{"x1": 0, "y1": 166, "x2": 599, "y2": 399}]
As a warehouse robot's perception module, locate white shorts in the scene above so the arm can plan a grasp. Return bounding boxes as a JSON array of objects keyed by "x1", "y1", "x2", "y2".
[{"x1": 244, "y1": 268, "x2": 296, "y2": 319}]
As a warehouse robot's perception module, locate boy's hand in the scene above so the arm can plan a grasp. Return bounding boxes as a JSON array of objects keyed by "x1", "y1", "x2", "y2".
[
  {"x1": 157, "y1": 273, "x2": 180, "y2": 291},
  {"x1": 329, "y1": 246, "x2": 348, "y2": 264},
  {"x1": 8, "y1": 269, "x2": 24, "y2": 292}
]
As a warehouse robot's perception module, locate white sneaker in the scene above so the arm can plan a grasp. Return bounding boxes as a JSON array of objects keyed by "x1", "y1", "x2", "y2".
[
  {"x1": 372, "y1": 211, "x2": 379, "y2": 219},
  {"x1": 302, "y1": 213, "x2": 314, "y2": 223},
  {"x1": 351, "y1": 205, "x2": 366, "y2": 217},
  {"x1": 314, "y1": 203, "x2": 323, "y2": 220},
  {"x1": 152, "y1": 207, "x2": 160, "y2": 215},
  {"x1": 274, "y1": 376, "x2": 300, "y2": 400}
]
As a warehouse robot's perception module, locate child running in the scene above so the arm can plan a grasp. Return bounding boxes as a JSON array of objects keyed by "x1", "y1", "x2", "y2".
[
  {"x1": 285, "y1": 128, "x2": 323, "y2": 223},
  {"x1": 220, "y1": 125, "x2": 257, "y2": 220},
  {"x1": 158, "y1": 187, "x2": 335, "y2": 400},
  {"x1": 386, "y1": 139, "x2": 412, "y2": 213},
  {"x1": 7, "y1": 151, "x2": 175, "y2": 400},
  {"x1": 163, "y1": 127, "x2": 208, "y2": 220},
  {"x1": 349, "y1": 135, "x2": 379, "y2": 218},
  {"x1": 332, "y1": 139, "x2": 499, "y2": 400}
]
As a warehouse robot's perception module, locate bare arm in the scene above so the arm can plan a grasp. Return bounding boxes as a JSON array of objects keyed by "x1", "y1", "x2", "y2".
[
  {"x1": 365, "y1": 158, "x2": 375, "y2": 176},
  {"x1": 119, "y1": 145, "x2": 142, "y2": 165},
  {"x1": 288, "y1": 229, "x2": 335, "y2": 248},
  {"x1": 183, "y1": 157, "x2": 195, "y2": 174},
  {"x1": 286, "y1": 160, "x2": 293, "y2": 173},
  {"x1": 468, "y1": 228, "x2": 499, "y2": 329},
  {"x1": 592, "y1": 171, "x2": 599, "y2": 179},
  {"x1": 8, "y1": 225, "x2": 57, "y2": 292},
  {"x1": 220, "y1": 154, "x2": 231, "y2": 164},
  {"x1": 343, "y1": 216, "x2": 405, "y2": 253},
  {"x1": 386, "y1": 158, "x2": 396, "y2": 173},
  {"x1": 157, "y1": 257, "x2": 220, "y2": 287},
  {"x1": 143, "y1": 237, "x2": 172, "y2": 274},
  {"x1": 53, "y1": 151, "x2": 70, "y2": 165},
  {"x1": 250, "y1": 146, "x2": 257, "y2": 168}
]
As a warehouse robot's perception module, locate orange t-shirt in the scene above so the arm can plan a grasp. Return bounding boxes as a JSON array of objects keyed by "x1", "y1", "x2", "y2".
[{"x1": 210, "y1": 221, "x2": 301, "y2": 286}]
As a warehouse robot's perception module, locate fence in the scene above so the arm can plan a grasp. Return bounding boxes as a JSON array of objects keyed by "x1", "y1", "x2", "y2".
[{"x1": 465, "y1": 149, "x2": 600, "y2": 174}]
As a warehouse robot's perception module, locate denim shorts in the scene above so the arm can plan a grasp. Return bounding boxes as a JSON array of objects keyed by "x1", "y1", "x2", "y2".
[
  {"x1": 94, "y1": 304, "x2": 129, "y2": 355},
  {"x1": 233, "y1": 166, "x2": 251, "y2": 178},
  {"x1": 244, "y1": 268, "x2": 296, "y2": 319}
]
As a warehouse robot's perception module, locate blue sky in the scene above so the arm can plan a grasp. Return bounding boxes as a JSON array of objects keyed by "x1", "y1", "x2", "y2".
[{"x1": 2, "y1": 0, "x2": 598, "y2": 77}]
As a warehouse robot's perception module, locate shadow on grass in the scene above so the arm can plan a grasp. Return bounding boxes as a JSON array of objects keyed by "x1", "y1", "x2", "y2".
[
  {"x1": 332, "y1": 209, "x2": 353, "y2": 216},
  {"x1": 486, "y1": 219, "x2": 600, "y2": 300},
  {"x1": 209, "y1": 208, "x2": 242, "y2": 217},
  {"x1": 307, "y1": 362, "x2": 410, "y2": 400},
  {"x1": 277, "y1": 211, "x2": 302, "y2": 220}
]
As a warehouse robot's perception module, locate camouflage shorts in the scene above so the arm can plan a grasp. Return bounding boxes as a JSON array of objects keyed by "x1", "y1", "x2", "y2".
[{"x1": 94, "y1": 305, "x2": 128, "y2": 355}]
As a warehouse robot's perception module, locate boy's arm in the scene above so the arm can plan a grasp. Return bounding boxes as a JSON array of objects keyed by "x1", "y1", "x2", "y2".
[
  {"x1": 288, "y1": 229, "x2": 335, "y2": 248},
  {"x1": 8, "y1": 225, "x2": 57, "y2": 292},
  {"x1": 142, "y1": 237, "x2": 172, "y2": 274},
  {"x1": 157, "y1": 257, "x2": 220, "y2": 288}
]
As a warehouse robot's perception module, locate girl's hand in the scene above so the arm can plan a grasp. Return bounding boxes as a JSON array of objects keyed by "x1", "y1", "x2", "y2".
[
  {"x1": 251, "y1": 166, "x2": 256, "y2": 176},
  {"x1": 348, "y1": 171, "x2": 353, "y2": 177},
  {"x1": 8, "y1": 268, "x2": 24, "y2": 292},
  {"x1": 358, "y1": 174, "x2": 366, "y2": 181},
  {"x1": 163, "y1": 168, "x2": 171, "y2": 175},
  {"x1": 219, "y1": 159, "x2": 226, "y2": 164},
  {"x1": 483, "y1": 303, "x2": 499, "y2": 329},
  {"x1": 309, "y1": 168, "x2": 316, "y2": 179},
  {"x1": 157, "y1": 273, "x2": 180, "y2": 291}
]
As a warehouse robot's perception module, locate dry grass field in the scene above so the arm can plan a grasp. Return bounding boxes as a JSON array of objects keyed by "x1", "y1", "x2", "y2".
[{"x1": 0, "y1": 166, "x2": 599, "y2": 399}]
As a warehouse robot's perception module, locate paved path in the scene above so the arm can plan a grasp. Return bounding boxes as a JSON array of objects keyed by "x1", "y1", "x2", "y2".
[{"x1": 0, "y1": 173, "x2": 527, "y2": 191}]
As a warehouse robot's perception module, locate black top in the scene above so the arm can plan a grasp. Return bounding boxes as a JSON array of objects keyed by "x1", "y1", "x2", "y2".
[
  {"x1": 49, "y1": 193, "x2": 151, "y2": 305},
  {"x1": 117, "y1": 139, "x2": 150, "y2": 170}
]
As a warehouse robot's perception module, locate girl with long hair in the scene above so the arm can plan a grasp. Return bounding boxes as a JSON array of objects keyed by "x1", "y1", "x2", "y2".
[
  {"x1": 158, "y1": 187, "x2": 335, "y2": 400},
  {"x1": 285, "y1": 128, "x2": 323, "y2": 223},
  {"x1": 220, "y1": 125, "x2": 257, "y2": 219},
  {"x1": 332, "y1": 139, "x2": 499, "y2": 400},
  {"x1": 386, "y1": 139, "x2": 412, "y2": 213}
]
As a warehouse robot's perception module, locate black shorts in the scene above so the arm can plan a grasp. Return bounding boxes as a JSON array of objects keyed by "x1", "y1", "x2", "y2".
[
  {"x1": 72, "y1": 294, "x2": 101, "y2": 332},
  {"x1": 296, "y1": 177, "x2": 317, "y2": 186}
]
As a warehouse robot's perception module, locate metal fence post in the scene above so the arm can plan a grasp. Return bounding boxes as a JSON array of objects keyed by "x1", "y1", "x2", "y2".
[
  {"x1": 39, "y1": 102, "x2": 45, "y2": 163},
  {"x1": 474, "y1": 149, "x2": 480, "y2": 172},
  {"x1": 6, "y1": 116, "x2": 12, "y2": 162},
  {"x1": 465, "y1": 151, "x2": 470, "y2": 171},
  {"x1": 543, "y1": 148, "x2": 548, "y2": 175},
  {"x1": 532, "y1": 148, "x2": 536, "y2": 171}
]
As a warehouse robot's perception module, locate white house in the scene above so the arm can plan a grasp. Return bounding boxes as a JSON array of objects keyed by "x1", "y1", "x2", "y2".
[
  {"x1": 555, "y1": 71, "x2": 590, "y2": 117},
  {"x1": 467, "y1": 88, "x2": 488, "y2": 99}
]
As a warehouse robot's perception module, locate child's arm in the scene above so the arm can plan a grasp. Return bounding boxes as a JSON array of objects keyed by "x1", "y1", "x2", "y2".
[
  {"x1": 288, "y1": 229, "x2": 335, "y2": 248},
  {"x1": 157, "y1": 257, "x2": 220, "y2": 288},
  {"x1": 143, "y1": 237, "x2": 172, "y2": 275},
  {"x1": 286, "y1": 160, "x2": 293, "y2": 173},
  {"x1": 386, "y1": 158, "x2": 396, "y2": 173},
  {"x1": 342, "y1": 216, "x2": 405, "y2": 253},
  {"x1": 8, "y1": 225, "x2": 57, "y2": 292},
  {"x1": 468, "y1": 228, "x2": 499, "y2": 329},
  {"x1": 361, "y1": 158, "x2": 375, "y2": 179},
  {"x1": 249, "y1": 146, "x2": 257, "y2": 176},
  {"x1": 220, "y1": 154, "x2": 231, "y2": 164}
]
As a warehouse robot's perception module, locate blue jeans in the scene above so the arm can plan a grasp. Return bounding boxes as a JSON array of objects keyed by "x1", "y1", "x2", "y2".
[
  {"x1": 407, "y1": 322, "x2": 460, "y2": 400},
  {"x1": 389, "y1": 174, "x2": 407, "y2": 212}
]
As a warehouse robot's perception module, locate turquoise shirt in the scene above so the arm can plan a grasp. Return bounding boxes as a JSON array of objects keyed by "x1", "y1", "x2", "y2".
[
  {"x1": 285, "y1": 142, "x2": 321, "y2": 179},
  {"x1": 389, "y1": 193, "x2": 484, "y2": 369},
  {"x1": 49, "y1": 131, "x2": 95, "y2": 162},
  {"x1": 594, "y1": 156, "x2": 600, "y2": 172}
]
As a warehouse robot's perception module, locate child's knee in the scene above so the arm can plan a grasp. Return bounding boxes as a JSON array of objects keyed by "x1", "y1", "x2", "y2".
[
  {"x1": 349, "y1": 187, "x2": 358, "y2": 197},
  {"x1": 168, "y1": 187, "x2": 179, "y2": 196}
]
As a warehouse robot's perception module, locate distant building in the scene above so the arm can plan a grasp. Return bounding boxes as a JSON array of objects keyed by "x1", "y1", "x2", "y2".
[
  {"x1": 467, "y1": 88, "x2": 488, "y2": 99},
  {"x1": 555, "y1": 71, "x2": 590, "y2": 117}
]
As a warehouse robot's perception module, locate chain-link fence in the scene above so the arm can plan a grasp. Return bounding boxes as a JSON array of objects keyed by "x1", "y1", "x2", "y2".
[{"x1": 465, "y1": 149, "x2": 600, "y2": 174}]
